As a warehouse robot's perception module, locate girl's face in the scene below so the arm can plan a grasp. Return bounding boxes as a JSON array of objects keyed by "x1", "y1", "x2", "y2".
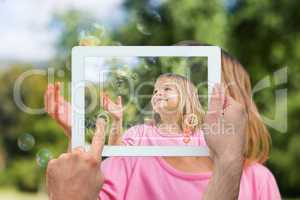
[{"x1": 151, "y1": 77, "x2": 180, "y2": 114}]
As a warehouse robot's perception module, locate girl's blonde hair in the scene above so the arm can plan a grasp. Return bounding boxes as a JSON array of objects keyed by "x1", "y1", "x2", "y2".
[
  {"x1": 176, "y1": 40, "x2": 271, "y2": 164},
  {"x1": 152, "y1": 73, "x2": 206, "y2": 133}
]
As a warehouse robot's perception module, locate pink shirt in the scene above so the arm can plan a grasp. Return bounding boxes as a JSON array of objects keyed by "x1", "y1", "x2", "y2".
[
  {"x1": 122, "y1": 123, "x2": 207, "y2": 146},
  {"x1": 99, "y1": 124, "x2": 281, "y2": 200}
]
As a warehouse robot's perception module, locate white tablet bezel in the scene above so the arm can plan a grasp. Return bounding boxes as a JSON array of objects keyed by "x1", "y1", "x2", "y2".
[{"x1": 71, "y1": 46, "x2": 221, "y2": 156}]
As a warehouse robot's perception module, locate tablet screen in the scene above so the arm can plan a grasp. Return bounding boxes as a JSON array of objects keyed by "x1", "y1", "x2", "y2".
[{"x1": 84, "y1": 56, "x2": 208, "y2": 146}]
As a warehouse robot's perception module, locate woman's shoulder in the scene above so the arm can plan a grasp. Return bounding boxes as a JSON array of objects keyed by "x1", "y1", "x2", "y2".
[
  {"x1": 242, "y1": 162, "x2": 281, "y2": 199},
  {"x1": 244, "y1": 162, "x2": 275, "y2": 178}
]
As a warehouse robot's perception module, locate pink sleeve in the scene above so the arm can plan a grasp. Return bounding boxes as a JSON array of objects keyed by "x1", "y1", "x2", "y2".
[
  {"x1": 98, "y1": 157, "x2": 134, "y2": 200},
  {"x1": 258, "y1": 168, "x2": 281, "y2": 200},
  {"x1": 122, "y1": 124, "x2": 144, "y2": 145}
]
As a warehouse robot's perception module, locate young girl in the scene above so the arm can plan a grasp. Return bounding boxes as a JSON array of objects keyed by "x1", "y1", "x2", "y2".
[
  {"x1": 44, "y1": 43, "x2": 281, "y2": 199},
  {"x1": 101, "y1": 73, "x2": 207, "y2": 147}
]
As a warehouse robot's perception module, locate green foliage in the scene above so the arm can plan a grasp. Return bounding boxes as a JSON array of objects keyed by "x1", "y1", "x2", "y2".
[
  {"x1": 9, "y1": 159, "x2": 41, "y2": 192},
  {"x1": 0, "y1": 66, "x2": 68, "y2": 191}
]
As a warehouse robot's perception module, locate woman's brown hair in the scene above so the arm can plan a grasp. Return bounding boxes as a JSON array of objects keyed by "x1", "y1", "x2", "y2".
[{"x1": 176, "y1": 40, "x2": 271, "y2": 164}]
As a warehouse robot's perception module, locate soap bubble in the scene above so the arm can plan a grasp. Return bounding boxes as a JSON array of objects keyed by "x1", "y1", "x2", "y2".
[
  {"x1": 110, "y1": 78, "x2": 122, "y2": 90},
  {"x1": 93, "y1": 23, "x2": 106, "y2": 36},
  {"x1": 79, "y1": 30, "x2": 87, "y2": 39},
  {"x1": 117, "y1": 78, "x2": 130, "y2": 95},
  {"x1": 148, "y1": 10, "x2": 162, "y2": 23},
  {"x1": 136, "y1": 23, "x2": 152, "y2": 35},
  {"x1": 96, "y1": 112, "x2": 110, "y2": 134},
  {"x1": 97, "y1": 112, "x2": 110, "y2": 123},
  {"x1": 143, "y1": 64, "x2": 150, "y2": 70},
  {"x1": 131, "y1": 72, "x2": 138, "y2": 81},
  {"x1": 85, "y1": 117, "x2": 96, "y2": 129},
  {"x1": 18, "y1": 133, "x2": 35, "y2": 151},
  {"x1": 36, "y1": 149, "x2": 53, "y2": 168},
  {"x1": 114, "y1": 78, "x2": 124, "y2": 88},
  {"x1": 116, "y1": 86, "x2": 127, "y2": 96},
  {"x1": 116, "y1": 69, "x2": 128, "y2": 77},
  {"x1": 136, "y1": 10, "x2": 162, "y2": 36}
]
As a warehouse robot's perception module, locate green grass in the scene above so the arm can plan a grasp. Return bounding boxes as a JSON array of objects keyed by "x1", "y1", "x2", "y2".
[{"x1": 0, "y1": 188, "x2": 47, "y2": 200}]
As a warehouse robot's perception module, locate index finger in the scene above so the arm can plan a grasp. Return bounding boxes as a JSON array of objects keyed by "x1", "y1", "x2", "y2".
[{"x1": 90, "y1": 118, "x2": 106, "y2": 161}]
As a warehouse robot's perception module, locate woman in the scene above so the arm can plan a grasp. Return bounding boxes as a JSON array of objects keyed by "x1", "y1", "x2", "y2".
[{"x1": 44, "y1": 41, "x2": 281, "y2": 199}]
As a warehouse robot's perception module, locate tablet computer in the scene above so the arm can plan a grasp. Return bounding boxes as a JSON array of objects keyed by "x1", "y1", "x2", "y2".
[{"x1": 72, "y1": 46, "x2": 221, "y2": 156}]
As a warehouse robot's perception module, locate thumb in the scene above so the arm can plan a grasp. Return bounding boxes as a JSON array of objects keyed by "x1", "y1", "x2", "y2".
[{"x1": 90, "y1": 118, "x2": 106, "y2": 161}]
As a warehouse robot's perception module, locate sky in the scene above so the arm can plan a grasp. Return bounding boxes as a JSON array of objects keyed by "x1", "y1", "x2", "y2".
[
  {"x1": 0, "y1": 0, "x2": 125, "y2": 62},
  {"x1": 85, "y1": 57, "x2": 139, "y2": 83},
  {"x1": 0, "y1": 0, "x2": 234, "y2": 63}
]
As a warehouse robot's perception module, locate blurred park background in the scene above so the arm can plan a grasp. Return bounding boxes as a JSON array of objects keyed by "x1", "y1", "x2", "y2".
[{"x1": 0, "y1": 0, "x2": 300, "y2": 199}]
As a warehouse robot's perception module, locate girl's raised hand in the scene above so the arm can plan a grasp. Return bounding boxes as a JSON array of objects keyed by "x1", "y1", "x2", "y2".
[
  {"x1": 101, "y1": 92, "x2": 123, "y2": 121},
  {"x1": 44, "y1": 82, "x2": 71, "y2": 137}
]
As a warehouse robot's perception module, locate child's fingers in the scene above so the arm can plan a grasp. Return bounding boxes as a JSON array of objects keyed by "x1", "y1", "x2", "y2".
[
  {"x1": 45, "y1": 84, "x2": 55, "y2": 115},
  {"x1": 101, "y1": 92, "x2": 121, "y2": 113},
  {"x1": 54, "y1": 82, "x2": 61, "y2": 100},
  {"x1": 104, "y1": 93, "x2": 115, "y2": 110},
  {"x1": 100, "y1": 91, "x2": 108, "y2": 110},
  {"x1": 105, "y1": 93, "x2": 112, "y2": 104},
  {"x1": 54, "y1": 82, "x2": 61, "y2": 117},
  {"x1": 103, "y1": 94, "x2": 108, "y2": 110},
  {"x1": 57, "y1": 96, "x2": 66, "y2": 117},
  {"x1": 117, "y1": 96, "x2": 122, "y2": 106}
]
